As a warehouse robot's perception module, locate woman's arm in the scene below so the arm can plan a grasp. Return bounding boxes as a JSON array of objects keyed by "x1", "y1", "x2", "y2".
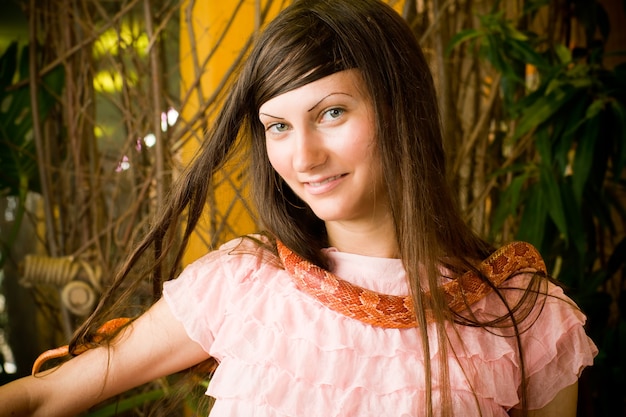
[
  {"x1": 509, "y1": 382, "x2": 578, "y2": 417},
  {"x1": 0, "y1": 298, "x2": 211, "y2": 417}
]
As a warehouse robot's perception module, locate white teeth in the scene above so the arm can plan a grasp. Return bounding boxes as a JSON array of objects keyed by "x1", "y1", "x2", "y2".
[{"x1": 308, "y1": 175, "x2": 342, "y2": 187}]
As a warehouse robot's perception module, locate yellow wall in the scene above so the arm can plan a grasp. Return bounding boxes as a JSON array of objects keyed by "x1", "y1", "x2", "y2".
[
  {"x1": 179, "y1": 1, "x2": 280, "y2": 265},
  {"x1": 179, "y1": 0, "x2": 255, "y2": 264},
  {"x1": 179, "y1": 0, "x2": 403, "y2": 265}
]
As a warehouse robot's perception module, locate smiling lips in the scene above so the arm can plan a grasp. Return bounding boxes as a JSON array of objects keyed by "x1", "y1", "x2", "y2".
[{"x1": 306, "y1": 174, "x2": 345, "y2": 188}]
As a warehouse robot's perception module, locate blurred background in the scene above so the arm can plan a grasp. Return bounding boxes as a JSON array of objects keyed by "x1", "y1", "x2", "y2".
[{"x1": 0, "y1": 0, "x2": 624, "y2": 415}]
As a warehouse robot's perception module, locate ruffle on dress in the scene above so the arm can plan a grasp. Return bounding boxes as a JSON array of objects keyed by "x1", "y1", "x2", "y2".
[{"x1": 163, "y1": 237, "x2": 597, "y2": 417}]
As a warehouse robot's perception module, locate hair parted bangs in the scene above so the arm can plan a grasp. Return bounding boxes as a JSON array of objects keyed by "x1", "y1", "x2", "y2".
[{"x1": 243, "y1": 0, "x2": 448, "y2": 267}]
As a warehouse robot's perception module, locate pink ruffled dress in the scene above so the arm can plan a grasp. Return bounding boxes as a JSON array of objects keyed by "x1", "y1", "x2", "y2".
[{"x1": 162, "y1": 237, "x2": 597, "y2": 416}]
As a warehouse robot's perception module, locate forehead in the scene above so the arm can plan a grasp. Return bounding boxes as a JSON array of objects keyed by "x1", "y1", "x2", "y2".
[{"x1": 258, "y1": 69, "x2": 369, "y2": 115}]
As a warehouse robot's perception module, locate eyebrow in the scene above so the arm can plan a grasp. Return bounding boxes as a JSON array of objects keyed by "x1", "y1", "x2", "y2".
[
  {"x1": 307, "y1": 92, "x2": 352, "y2": 112},
  {"x1": 258, "y1": 91, "x2": 354, "y2": 119},
  {"x1": 258, "y1": 112, "x2": 283, "y2": 119}
]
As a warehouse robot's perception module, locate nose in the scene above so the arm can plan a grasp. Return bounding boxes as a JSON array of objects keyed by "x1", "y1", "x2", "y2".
[{"x1": 292, "y1": 128, "x2": 326, "y2": 172}]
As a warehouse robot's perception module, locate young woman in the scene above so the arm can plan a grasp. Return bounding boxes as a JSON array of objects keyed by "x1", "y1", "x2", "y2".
[{"x1": 0, "y1": 0, "x2": 597, "y2": 416}]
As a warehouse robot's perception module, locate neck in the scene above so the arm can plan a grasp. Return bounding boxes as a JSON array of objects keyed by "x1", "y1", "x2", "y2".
[{"x1": 325, "y1": 215, "x2": 399, "y2": 258}]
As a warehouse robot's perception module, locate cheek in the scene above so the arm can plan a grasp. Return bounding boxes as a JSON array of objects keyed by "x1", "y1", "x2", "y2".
[
  {"x1": 347, "y1": 127, "x2": 377, "y2": 164},
  {"x1": 265, "y1": 142, "x2": 289, "y2": 178}
]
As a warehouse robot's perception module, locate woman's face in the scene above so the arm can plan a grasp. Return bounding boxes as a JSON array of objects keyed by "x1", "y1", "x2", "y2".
[{"x1": 259, "y1": 70, "x2": 390, "y2": 229}]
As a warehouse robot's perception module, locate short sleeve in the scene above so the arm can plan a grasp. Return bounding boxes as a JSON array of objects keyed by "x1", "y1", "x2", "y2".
[
  {"x1": 493, "y1": 274, "x2": 598, "y2": 409},
  {"x1": 162, "y1": 237, "x2": 263, "y2": 354},
  {"x1": 519, "y1": 280, "x2": 597, "y2": 409}
]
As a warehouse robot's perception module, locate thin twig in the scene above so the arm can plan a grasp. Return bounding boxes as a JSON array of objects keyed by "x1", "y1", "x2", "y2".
[{"x1": 27, "y1": 0, "x2": 73, "y2": 341}]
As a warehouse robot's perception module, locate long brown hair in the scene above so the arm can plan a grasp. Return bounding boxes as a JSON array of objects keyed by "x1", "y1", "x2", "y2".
[{"x1": 72, "y1": 1, "x2": 541, "y2": 415}]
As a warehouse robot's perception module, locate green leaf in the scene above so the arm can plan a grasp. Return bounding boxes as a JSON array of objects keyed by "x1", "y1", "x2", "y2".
[
  {"x1": 502, "y1": 23, "x2": 529, "y2": 41},
  {"x1": 560, "y1": 181, "x2": 586, "y2": 255},
  {"x1": 18, "y1": 44, "x2": 30, "y2": 80},
  {"x1": 38, "y1": 64, "x2": 65, "y2": 116},
  {"x1": 0, "y1": 85, "x2": 29, "y2": 124},
  {"x1": 540, "y1": 162, "x2": 568, "y2": 242},
  {"x1": 0, "y1": 42, "x2": 18, "y2": 88},
  {"x1": 609, "y1": 100, "x2": 626, "y2": 177},
  {"x1": 0, "y1": 43, "x2": 64, "y2": 198},
  {"x1": 564, "y1": 60, "x2": 591, "y2": 77},
  {"x1": 560, "y1": 93, "x2": 592, "y2": 139},
  {"x1": 585, "y1": 98, "x2": 605, "y2": 120},
  {"x1": 446, "y1": 29, "x2": 482, "y2": 56},
  {"x1": 516, "y1": 184, "x2": 547, "y2": 248},
  {"x1": 500, "y1": 75, "x2": 521, "y2": 110},
  {"x1": 508, "y1": 39, "x2": 547, "y2": 68},
  {"x1": 535, "y1": 122, "x2": 553, "y2": 161},
  {"x1": 553, "y1": 92, "x2": 588, "y2": 170},
  {"x1": 488, "y1": 162, "x2": 528, "y2": 179},
  {"x1": 544, "y1": 73, "x2": 569, "y2": 96},
  {"x1": 534, "y1": 131, "x2": 568, "y2": 243},
  {"x1": 513, "y1": 88, "x2": 576, "y2": 140},
  {"x1": 84, "y1": 389, "x2": 165, "y2": 417},
  {"x1": 572, "y1": 113, "x2": 600, "y2": 202},
  {"x1": 524, "y1": 0, "x2": 551, "y2": 14},
  {"x1": 491, "y1": 171, "x2": 531, "y2": 236},
  {"x1": 554, "y1": 43, "x2": 572, "y2": 65},
  {"x1": 484, "y1": 35, "x2": 508, "y2": 74}
]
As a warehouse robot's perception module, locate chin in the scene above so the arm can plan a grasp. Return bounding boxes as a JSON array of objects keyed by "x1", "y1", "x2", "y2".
[
  {"x1": 307, "y1": 208, "x2": 337, "y2": 222},
  {"x1": 309, "y1": 208, "x2": 354, "y2": 223}
]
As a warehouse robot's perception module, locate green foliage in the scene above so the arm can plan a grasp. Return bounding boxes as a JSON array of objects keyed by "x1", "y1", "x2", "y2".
[
  {"x1": 0, "y1": 41, "x2": 64, "y2": 266},
  {"x1": 83, "y1": 389, "x2": 165, "y2": 417},
  {"x1": 0, "y1": 41, "x2": 64, "y2": 197},
  {"x1": 449, "y1": 1, "x2": 626, "y2": 414},
  {"x1": 447, "y1": 8, "x2": 548, "y2": 109},
  {"x1": 500, "y1": 35, "x2": 625, "y2": 277}
]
